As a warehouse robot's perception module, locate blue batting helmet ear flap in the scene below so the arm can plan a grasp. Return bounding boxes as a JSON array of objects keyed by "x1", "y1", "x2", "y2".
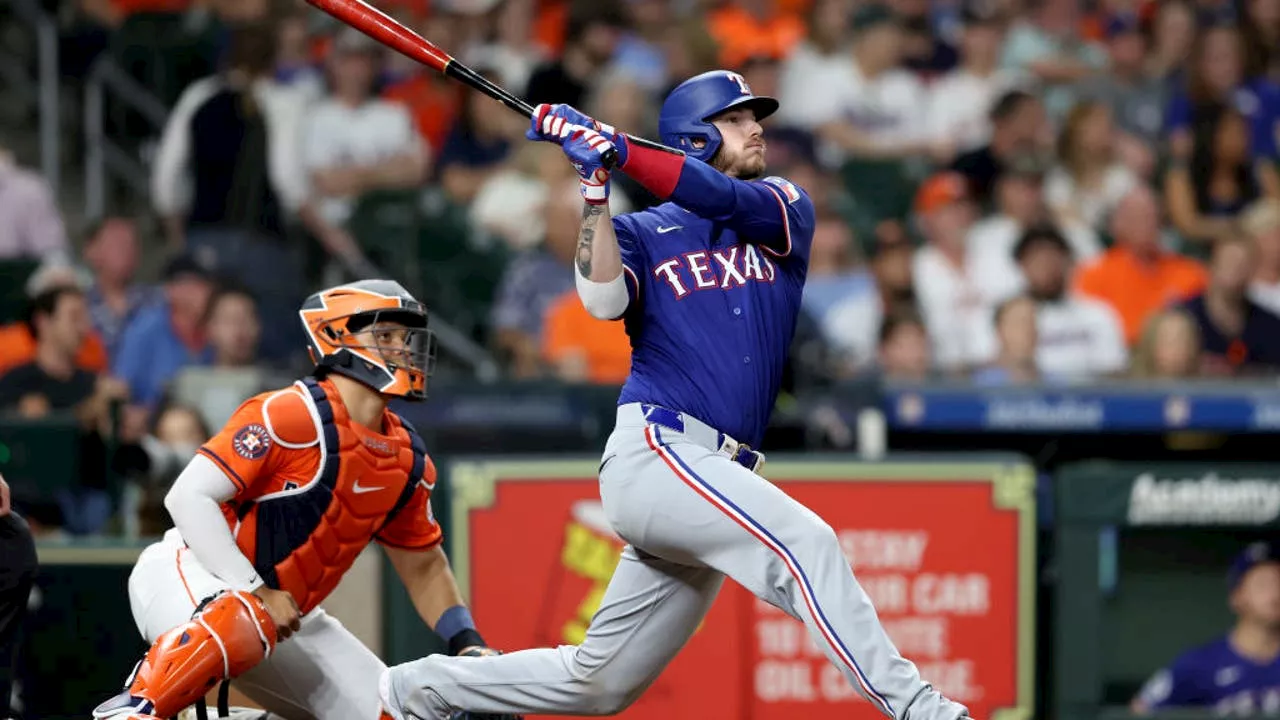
[{"x1": 659, "y1": 70, "x2": 780, "y2": 162}]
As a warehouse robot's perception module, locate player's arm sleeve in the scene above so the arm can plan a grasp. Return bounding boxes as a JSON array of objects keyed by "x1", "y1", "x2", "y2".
[
  {"x1": 1134, "y1": 658, "x2": 1197, "y2": 711},
  {"x1": 615, "y1": 140, "x2": 816, "y2": 261},
  {"x1": 196, "y1": 397, "x2": 289, "y2": 494},
  {"x1": 164, "y1": 454, "x2": 265, "y2": 591},
  {"x1": 576, "y1": 216, "x2": 645, "y2": 321},
  {"x1": 376, "y1": 455, "x2": 443, "y2": 551}
]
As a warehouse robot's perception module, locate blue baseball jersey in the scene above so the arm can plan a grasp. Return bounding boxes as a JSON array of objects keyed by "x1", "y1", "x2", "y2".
[
  {"x1": 1138, "y1": 637, "x2": 1280, "y2": 715},
  {"x1": 610, "y1": 175, "x2": 815, "y2": 448}
]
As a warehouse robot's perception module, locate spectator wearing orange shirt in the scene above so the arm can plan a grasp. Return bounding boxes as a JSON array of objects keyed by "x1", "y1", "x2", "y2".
[
  {"x1": 542, "y1": 290, "x2": 631, "y2": 385},
  {"x1": 1074, "y1": 186, "x2": 1209, "y2": 344},
  {"x1": 707, "y1": 0, "x2": 806, "y2": 69},
  {"x1": 0, "y1": 267, "x2": 108, "y2": 377}
]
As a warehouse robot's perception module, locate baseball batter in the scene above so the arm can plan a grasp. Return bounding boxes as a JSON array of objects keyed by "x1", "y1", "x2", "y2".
[
  {"x1": 92, "y1": 280, "x2": 515, "y2": 720},
  {"x1": 380, "y1": 71, "x2": 972, "y2": 720}
]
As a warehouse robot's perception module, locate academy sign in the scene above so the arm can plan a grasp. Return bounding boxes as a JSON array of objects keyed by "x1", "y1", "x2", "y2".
[{"x1": 1127, "y1": 472, "x2": 1280, "y2": 525}]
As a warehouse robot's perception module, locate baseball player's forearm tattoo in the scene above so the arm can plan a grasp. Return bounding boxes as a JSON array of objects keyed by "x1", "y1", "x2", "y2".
[{"x1": 576, "y1": 203, "x2": 605, "y2": 277}]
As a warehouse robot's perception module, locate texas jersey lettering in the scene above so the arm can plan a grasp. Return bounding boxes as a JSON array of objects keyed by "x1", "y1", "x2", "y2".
[{"x1": 615, "y1": 174, "x2": 812, "y2": 449}]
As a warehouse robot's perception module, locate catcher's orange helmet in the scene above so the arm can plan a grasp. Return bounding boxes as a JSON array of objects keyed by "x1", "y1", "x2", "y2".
[{"x1": 299, "y1": 280, "x2": 435, "y2": 400}]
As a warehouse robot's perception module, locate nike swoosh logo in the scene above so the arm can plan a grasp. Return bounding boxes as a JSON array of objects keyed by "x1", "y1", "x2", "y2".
[
  {"x1": 656, "y1": 225, "x2": 683, "y2": 234},
  {"x1": 352, "y1": 480, "x2": 384, "y2": 494}
]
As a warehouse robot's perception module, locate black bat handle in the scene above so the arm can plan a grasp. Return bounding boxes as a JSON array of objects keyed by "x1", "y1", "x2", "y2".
[{"x1": 445, "y1": 60, "x2": 664, "y2": 170}]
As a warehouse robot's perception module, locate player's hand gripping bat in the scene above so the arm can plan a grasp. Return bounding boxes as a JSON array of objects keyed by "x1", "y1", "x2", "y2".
[{"x1": 304, "y1": 0, "x2": 675, "y2": 169}]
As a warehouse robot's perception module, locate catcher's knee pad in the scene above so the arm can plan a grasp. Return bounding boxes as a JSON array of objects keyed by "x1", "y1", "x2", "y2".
[{"x1": 95, "y1": 590, "x2": 278, "y2": 720}]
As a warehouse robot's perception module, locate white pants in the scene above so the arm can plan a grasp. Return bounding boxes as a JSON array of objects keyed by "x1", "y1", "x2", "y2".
[{"x1": 128, "y1": 530, "x2": 386, "y2": 720}]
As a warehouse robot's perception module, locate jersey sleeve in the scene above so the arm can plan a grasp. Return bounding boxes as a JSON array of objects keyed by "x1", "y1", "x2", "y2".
[
  {"x1": 376, "y1": 454, "x2": 444, "y2": 551},
  {"x1": 750, "y1": 176, "x2": 816, "y2": 262},
  {"x1": 197, "y1": 395, "x2": 294, "y2": 494},
  {"x1": 612, "y1": 215, "x2": 648, "y2": 307},
  {"x1": 1136, "y1": 655, "x2": 1201, "y2": 710}
]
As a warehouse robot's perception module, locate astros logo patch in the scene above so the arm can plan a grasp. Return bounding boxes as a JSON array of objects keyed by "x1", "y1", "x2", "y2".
[{"x1": 232, "y1": 424, "x2": 271, "y2": 460}]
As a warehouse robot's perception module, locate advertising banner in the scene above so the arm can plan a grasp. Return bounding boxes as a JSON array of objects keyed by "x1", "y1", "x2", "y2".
[{"x1": 448, "y1": 457, "x2": 1036, "y2": 720}]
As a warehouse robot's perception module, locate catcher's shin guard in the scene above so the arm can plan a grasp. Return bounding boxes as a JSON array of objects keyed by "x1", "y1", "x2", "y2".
[{"x1": 93, "y1": 590, "x2": 277, "y2": 720}]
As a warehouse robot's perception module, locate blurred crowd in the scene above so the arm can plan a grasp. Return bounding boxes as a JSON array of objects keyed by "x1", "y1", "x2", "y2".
[{"x1": 0, "y1": 0, "x2": 1279, "y2": 533}]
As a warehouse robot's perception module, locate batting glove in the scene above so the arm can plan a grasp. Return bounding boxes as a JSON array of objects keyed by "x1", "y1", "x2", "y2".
[
  {"x1": 526, "y1": 105, "x2": 616, "y2": 205},
  {"x1": 545, "y1": 104, "x2": 628, "y2": 167}
]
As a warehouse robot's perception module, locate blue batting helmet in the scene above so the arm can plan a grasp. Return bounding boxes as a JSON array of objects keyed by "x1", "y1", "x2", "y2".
[{"x1": 659, "y1": 70, "x2": 779, "y2": 162}]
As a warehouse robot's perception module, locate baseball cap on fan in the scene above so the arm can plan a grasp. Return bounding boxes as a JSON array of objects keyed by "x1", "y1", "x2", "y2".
[
  {"x1": 1228, "y1": 542, "x2": 1280, "y2": 592},
  {"x1": 914, "y1": 172, "x2": 970, "y2": 215}
]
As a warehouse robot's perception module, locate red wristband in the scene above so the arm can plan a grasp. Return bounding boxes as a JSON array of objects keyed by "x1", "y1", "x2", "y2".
[{"x1": 617, "y1": 137, "x2": 684, "y2": 200}]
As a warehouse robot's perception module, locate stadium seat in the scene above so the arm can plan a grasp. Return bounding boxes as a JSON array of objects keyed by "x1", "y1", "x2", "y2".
[{"x1": 0, "y1": 259, "x2": 38, "y2": 324}]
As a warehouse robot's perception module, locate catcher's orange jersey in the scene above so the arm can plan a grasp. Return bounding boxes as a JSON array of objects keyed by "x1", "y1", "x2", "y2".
[{"x1": 197, "y1": 376, "x2": 440, "y2": 613}]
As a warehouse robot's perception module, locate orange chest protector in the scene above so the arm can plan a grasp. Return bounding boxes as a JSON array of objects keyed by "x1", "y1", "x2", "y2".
[{"x1": 235, "y1": 377, "x2": 426, "y2": 614}]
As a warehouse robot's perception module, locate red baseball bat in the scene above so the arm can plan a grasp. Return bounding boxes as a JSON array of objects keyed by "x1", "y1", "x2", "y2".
[{"x1": 304, "y1": 0, "x2": 674, "y2": 168}]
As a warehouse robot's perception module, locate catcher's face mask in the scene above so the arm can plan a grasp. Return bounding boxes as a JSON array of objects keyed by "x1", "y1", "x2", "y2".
[{"x1": 301, "y1": 283, "x2": 436, "y2": 401}]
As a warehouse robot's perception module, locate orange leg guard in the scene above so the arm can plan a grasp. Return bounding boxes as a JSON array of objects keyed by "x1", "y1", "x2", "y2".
[{"x1": 94, "y1": 590, "x2": 278, "y2": 720}]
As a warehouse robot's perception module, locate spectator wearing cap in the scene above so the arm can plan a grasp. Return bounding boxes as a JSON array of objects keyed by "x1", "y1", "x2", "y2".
[
  {"x1": 111, "y1": 255, "x2": 216, "y2": 410},
  {"x1": 1246, "y1": 199, "x2": 1280, "y2": 315},
  {"x1": 1180, "y1": 234, "x2": 1280, "y2": 376},
  {"x1": 524, "y1": 5, "x2": 627, "y2": 108},
  {"x1": 1133, "y1": 542, "x2": 1280, "y2": 715},
  {"x1": 969, "y1": 155, "x2": 1101, "y2": 301},
  {"x1": 950, "y1": 90, "x2": 1054, "y2": 207},
  {"x1": 0, "y1": 146, "x2": 69, "y2": 264},
  {"x1": 806, "y1": 3, "x2": 947, "y2": 167},
  {"x1": 1011, "y1": 225, "x2": 1127, "y2": 379},
  {"x1": 1074, "y1": 12, "x2": 1168, "y2": 175},
  {"x1": 911, "y1": 172, "x2": 999, "y2": 372},
  {"x1": 81, "y1": 217, "x2": 163, "y2": 360},
  {"x1": 1074, "y1": 186, "x2": 1208, "y2": 345},
  {"x1": 1000, "y1": 0, "x2": 1108, "y2": 122},
  {"x1": 705, "y1": 0, "x2": 805, "y2": 70},
  {"x1": 303, "y1": 26, "x2": 428, "y2": 267},
  {"x1": 925, "y1": 0, "x2": 1021, "y2": 159},
  {"x1": 775, "y1": 0, "x2": 855, "y2": 133}
]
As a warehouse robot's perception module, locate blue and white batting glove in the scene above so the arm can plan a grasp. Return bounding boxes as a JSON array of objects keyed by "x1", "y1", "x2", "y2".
[
  {"x1": 545, "y1": 104, "x2": 628, "y2": 167},
  {"x1": 526, "y1": 104, "x2": 616, "y2": 205}
]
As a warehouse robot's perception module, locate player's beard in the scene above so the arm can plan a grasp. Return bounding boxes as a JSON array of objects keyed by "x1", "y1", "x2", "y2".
[{"x1": 711, "y1": 146, "x2": 767, "y2": 180}]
